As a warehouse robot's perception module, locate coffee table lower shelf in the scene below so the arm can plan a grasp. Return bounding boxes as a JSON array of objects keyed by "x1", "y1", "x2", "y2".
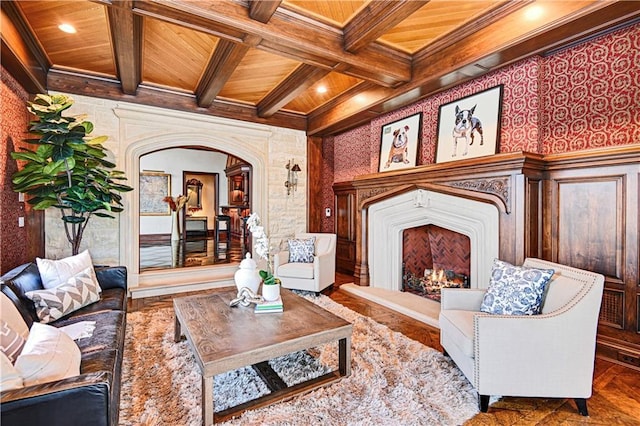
[{"x1": 213, "y1": 351, "x2": 348, "y2": 423}]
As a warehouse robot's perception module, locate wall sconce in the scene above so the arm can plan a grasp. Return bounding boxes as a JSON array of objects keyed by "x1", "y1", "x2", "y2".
[{"x1": 284, "y1": 159, "x2": 301, "y2": 196}]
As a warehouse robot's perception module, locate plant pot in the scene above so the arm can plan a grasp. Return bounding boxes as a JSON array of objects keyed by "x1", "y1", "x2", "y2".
[{"x1": 262, "y1": 283, "x2": 280, "y2": 302}]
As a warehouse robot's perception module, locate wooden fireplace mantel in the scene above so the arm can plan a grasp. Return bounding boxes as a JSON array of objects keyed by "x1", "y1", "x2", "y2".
[{"x1": 350, "y1": 151, "x2": 548, "y2": 286}]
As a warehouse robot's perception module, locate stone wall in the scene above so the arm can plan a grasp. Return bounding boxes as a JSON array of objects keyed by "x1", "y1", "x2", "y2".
[{"x1": 44, "y1": 94, "x2": 308, "y2": 284}]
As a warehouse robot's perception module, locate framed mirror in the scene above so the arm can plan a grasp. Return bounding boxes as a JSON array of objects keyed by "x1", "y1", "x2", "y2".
[{"x1": 186, "y1": 178, "x2": 203, "y2": 210}]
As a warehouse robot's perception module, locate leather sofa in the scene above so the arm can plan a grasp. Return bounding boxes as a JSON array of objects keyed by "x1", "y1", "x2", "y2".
[{"x1": 0, "y1": 262, "x2": 128, "y2": 426}]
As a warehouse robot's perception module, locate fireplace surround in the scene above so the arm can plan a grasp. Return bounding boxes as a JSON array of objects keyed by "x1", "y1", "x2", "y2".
[{"x1": 368, "y1": 189, "x2": 499, "y2": 291}]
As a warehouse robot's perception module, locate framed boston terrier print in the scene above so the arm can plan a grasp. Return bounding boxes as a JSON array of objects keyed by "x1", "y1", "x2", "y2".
[{"x1": 435, "y1": 85, "x2": 503, "y2": 164}]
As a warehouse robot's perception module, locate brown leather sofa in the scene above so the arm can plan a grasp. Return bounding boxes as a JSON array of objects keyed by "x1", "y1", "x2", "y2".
[{"x1": 0, "y1": 262, "x2": 127, "y2": 426}]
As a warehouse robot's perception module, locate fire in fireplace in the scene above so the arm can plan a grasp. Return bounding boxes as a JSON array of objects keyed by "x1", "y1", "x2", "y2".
[{"x1": 402, "y1": 267, "x2": 469, "y2": 302}]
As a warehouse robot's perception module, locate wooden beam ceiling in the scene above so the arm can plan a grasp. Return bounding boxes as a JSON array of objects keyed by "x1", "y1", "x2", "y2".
[
  {"x1": 4, "y1": 0, "x2": 640, "y2": 138},
  {"x1": 344, "y1": 0, "x2": 429, "y2": 53},
  {"x1": 107, "y1": 0, "x2": 142, "y2": 95}
]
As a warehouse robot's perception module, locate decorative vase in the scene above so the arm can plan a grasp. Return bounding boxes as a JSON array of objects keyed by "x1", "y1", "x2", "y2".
[
  {"x1": 234, "y1": 253, "x2": 261, "y2": 294},
  {"x1": 262, "y1": 283, "x2": 280, "y2": 302},
  {"x1": 171, "y1": 211, "x2": 180, "y2": 241}
]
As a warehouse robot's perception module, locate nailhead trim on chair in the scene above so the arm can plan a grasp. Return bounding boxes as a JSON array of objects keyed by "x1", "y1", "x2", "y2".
[{"x1": 472, "y1": 260, "x2": 600, "y2": 391}]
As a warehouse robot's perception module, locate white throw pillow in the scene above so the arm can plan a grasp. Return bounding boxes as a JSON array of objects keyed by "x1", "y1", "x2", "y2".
[
  {"x1": 14, "y1": 322, "x2": 81, "y2": 386},
  {"x1": 1, "y1": 292, "x2": 29, "y2": 339},
  {"x1": 36, "y1": 250, "x2": 99, "y2": 291},
  {"x1": 0, "y1": 351, "x2": 23, "y2": 391},
  {"x1": 25, "y1": 266, "x2": 102, "y2": 323}
]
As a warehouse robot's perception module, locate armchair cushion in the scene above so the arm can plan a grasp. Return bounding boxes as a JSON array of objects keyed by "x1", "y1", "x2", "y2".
[
  {"x1": 439, "y1": 309, "x2": 477, "y2": 358},
  {"x1": 277, "y1": 262, "x2": 314, "y2": 279},
  {"x1": 480, "y1": 259, "x2": 554, "y2": 316},
  {"x1": 288, "y1": 237, "x2": 316, "y2": 263}
]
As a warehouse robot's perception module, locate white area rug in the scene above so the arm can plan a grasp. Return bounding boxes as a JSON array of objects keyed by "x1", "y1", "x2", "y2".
[{"x1": 119, "y1": 293, "x2": 478, "y2": 425}]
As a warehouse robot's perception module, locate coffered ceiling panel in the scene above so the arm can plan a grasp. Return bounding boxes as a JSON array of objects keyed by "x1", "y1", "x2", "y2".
[
  {"x1": 18, "y1": 0, "x2": 114, "y2": 76},
  {"x1": 143, "y1": 18, "x2": 219, "y2": 91},
  {"x1": 378, "y1": 0, "x2": 503, "y2": 54},
  {"x1": 284, "y1": 72, "x2": 364, "y2": 114},
  {"x1": 218, "y1": 48, "x2": 301, "y2": 105},
  {"x1": 4, "y1": 0, "x2": 637, "y2": 136}
]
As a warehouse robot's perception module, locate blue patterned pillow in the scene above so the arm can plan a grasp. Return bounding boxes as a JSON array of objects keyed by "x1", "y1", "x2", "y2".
[
  {"x1": 480, "y1": 259, "x2": 555, "y2": 316},
  {"x1": 288, "y1": 237, "x2": 316, "y2": 263}
]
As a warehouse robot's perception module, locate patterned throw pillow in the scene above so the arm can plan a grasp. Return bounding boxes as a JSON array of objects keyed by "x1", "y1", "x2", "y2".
[
  {"x1": 480, "y1": 259, "x2": 555, "y2": 316},
  {"x1": 25, "y1": 267, "x2": 101, "y2": 323},
  {"x1": 0, "y1": 320, "x2": 26, "y2": 364},
  {"x1": 288, "y1": 237, "x2": 316, "y2": 263}
]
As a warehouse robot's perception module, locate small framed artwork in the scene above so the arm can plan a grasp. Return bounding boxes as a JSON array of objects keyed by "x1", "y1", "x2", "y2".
[
  {"x1": 435, "y1": 85, "x2": 503, "y2": 164},
  {"x1": 139, "y1": 172, "x2": 171, "y2": 216},
  {"x1": 378, "y1": 112, "x2": 422, "y2": 172}
]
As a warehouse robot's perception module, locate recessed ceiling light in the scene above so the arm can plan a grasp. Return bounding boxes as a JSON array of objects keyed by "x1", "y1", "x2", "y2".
[
  {"x1": 316, "y1": 85, "x2": 327, "y2": 94},
  {"x1": 58, "y1": 23, "x2": 77, "y2": 34},
  {"x1": 524, "y1": 5, "x2": 544, "y2": 21}
]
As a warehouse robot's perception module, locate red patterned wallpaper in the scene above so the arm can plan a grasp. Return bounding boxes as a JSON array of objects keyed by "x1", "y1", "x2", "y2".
[
  {"x1": 321, "y1": 23, "x2": 639, "y2": 232},
  {"x1": 540, "y1": 24, "x2": 640, "y2": 153},
  {"x1": 1, "y1": 66, "x2": 30, "y2": 272}
]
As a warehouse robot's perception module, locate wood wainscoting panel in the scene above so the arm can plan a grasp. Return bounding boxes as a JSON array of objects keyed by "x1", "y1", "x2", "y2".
[
  {"x1": 554, "y1": 177, "x2": 622, "y2": 279},
  {"x1": 543, "y1": 146, "x2": 640, "y2": 370}
]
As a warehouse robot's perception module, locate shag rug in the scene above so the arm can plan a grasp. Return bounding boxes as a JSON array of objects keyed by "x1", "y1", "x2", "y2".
[{"x1": 119, "y1": 293, "x2": 479, "y2": 425}]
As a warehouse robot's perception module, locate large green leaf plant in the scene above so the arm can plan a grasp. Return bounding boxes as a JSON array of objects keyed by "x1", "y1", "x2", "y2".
[{"x1": 11, "y1": 94, "x2": 133, "y2": 255}]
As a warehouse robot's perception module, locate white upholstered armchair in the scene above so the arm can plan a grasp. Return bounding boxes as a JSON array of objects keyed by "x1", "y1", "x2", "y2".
[
  {"x1": 273, "y1": 233, "x2": 336, "y2": 293},
  {"x1": 439, "y1": 258, "x2": 604, "y2": 416}
]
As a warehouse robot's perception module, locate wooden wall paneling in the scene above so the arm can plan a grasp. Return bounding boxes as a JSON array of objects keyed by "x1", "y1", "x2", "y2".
[
  {"x1": 333, "y1": 181, "x2": 355, "y2": 275},
  {"x1": 307, "y1": 136, "x2": 323, "y2": 232},
  {"x1": 542, "y1": 148, "x2": 640, "y2": 370}
]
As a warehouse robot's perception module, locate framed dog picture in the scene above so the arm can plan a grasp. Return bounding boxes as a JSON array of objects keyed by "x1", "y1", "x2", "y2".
[
  {"x1": 378, "y1": 112, "x2": 422, "y2": 172},
  {"x1": 435, "y1": 85, "x2": 503, "y2": 164}
]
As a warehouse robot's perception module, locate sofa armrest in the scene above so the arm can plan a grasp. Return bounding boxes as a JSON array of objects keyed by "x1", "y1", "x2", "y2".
[
  {"x1": 1, "y1": 372, "x2": 112, "y2": 426},
  {"x1": 440, "y1": 288, "x2": 486, "y2": 311},
  {"x1": 94, "y1": 266, "x2": 127, "y2": 291}
]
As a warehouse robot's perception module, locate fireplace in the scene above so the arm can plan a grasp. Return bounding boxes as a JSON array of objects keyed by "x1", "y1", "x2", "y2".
[
  {"x1": 343, "y1": 188, "x2": 499, "y2": 327},
  {"x1": 368, "y1": 189, "x2": 499, "y2": 292},
  {"x1": 402, "y1": 224, "x2": 471, "y2": 301}
]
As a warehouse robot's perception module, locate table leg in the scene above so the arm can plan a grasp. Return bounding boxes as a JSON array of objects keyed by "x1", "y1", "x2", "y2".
[
  {"x1": 338, "y1": 336, "x2": 351, "y2": 376},
  {"x1": 174, "y1": 315, "x2": 182, "y2": 343},
  {"x1": 202, "y1": 375, "x2": 213, "y2": 426}
]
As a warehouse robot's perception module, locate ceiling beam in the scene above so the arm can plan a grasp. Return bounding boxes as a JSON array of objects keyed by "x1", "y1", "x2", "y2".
[
  {"x1": 134, "y1": 0, "x2": 411, "y2": 87},
  {"x1": 308, "y1": 1, "x2": 640, "y2": 136},
  {"x1": 107, "y1": 1, "x2": 142, "y2": 95},
  {"x1": 1, "y1": 1, "x2": 49, "y2": 94},
  {"x1": 257, "y1": 64, "x2": 331, "y2": 118},
  {"x1": 196, "y1": 38, "x2": 252, "y2": 107},
  {"x1": 248, "y1": 0, "x2": 282, "y2": 24},
  {"x1": 344, "y1": 0, "x2": 430, "y2": 53},
  {"x1": 46, "y1": 68, "x2": 308, "y2": 131}
]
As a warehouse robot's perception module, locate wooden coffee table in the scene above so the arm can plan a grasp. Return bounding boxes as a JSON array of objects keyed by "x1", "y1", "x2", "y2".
[{"x1": 173, "y1": 287, "x2": 352, "y2": 425}]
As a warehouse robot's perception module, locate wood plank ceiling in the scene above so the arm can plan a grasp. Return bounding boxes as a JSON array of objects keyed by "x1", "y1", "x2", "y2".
[{"x1": 2, "y1": 0, "x2": 639, "y2": 137}]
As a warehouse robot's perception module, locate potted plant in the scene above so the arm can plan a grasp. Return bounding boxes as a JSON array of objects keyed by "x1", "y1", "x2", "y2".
[{"x1": 11, "y1": 94, "x2": 133, "y2": 255}]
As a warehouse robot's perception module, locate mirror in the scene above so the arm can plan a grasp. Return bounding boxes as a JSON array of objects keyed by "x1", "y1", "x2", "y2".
[{"x1": 186, "y1": 178, "x2": 203, "y2": 210}]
